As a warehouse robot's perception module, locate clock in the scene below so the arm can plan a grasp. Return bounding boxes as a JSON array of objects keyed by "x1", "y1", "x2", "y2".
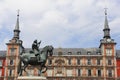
[{"x1": 107, "y1": 39, "x2": 111, "y2": 42}]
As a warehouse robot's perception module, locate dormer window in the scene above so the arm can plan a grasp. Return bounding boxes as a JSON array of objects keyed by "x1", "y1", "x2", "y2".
[
  {"x1": 97, "y1": 52, "x2": 101, "y2": 55},
  {"x1": 87, "y1": 52, "x2": 91, "y2": 55},
  {"x1": 77, "y1": 51, "x2": 81, "y2": 55}
]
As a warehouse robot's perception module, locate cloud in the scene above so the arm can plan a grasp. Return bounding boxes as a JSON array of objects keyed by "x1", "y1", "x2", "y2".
[{"x1": 0, "y1": 0, "x2": 120, "y2": 50}]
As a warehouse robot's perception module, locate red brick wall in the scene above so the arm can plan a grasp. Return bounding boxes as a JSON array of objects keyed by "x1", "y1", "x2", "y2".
[
  {"x1": 0, "y1": 58, "x2": 5, "y2": 80},
  {"x1": 117, "y1": 59, "x2": 120, "y2": 77}
]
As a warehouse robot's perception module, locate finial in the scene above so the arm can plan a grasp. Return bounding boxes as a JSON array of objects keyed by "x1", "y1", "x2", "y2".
[
  {"x1": 104, "y1": 8, "x2": 108, "y2": 15},
  {"x1": 17, "y1": 9, "x2": 20, "y2": 16}
]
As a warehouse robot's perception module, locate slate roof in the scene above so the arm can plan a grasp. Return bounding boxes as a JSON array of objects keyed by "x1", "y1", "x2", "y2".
[
  {"x1": 0, "y1": 51, "x2": 6, "y2": 58},
  {"x1": 116, "y1": 50, "x2": 120, "y2": 58},
  {"x1": 23, "y1": 48, "x2": 101, "y2": 55},
  {"x1": 52, "y1": 48, "x2": 101, "y2": 55},
  {"x1": 0, "y1": 48, "x2": 120, "y2": 57}
]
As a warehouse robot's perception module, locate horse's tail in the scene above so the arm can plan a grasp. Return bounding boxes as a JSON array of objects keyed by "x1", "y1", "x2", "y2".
[
  {"x1": 41, "y1": 66, "x2": 47, "y2": 73},
  {"x1": 17, "y1": 57, "x2": 22, "y2": 75},
  {"x1": 18, "y1": 51, "x2": 23, "y2": 75}
]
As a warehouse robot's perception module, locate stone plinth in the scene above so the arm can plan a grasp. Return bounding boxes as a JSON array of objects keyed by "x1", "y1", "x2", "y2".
[{"x1": 17, "y1": 76, "x2": 47, "y2": 80}]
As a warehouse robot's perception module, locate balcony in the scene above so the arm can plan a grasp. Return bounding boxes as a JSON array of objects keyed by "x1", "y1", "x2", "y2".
[
  {"x1": 6, "y1": 65, "x2": 15, "y2": 68},
  {"x1": 47, "y1": 76, "x2": 104, "y2": 80},
  {"x1": 6, "y1": 53, "x2": 19, "y2": 57},
  {"x1": 0, "y1": 65, "x2": 2, "y2": 68}
]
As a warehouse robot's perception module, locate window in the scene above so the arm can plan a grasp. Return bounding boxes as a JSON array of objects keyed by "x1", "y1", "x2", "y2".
[
  {"x1": 68, "y1": 59, "x2": 71, "y2": 65},
  {"x1": 108, "y1": 59, "x2": 112, "y2": 65},
  {"x1": 58, "y1": 51, "x2": 62, "y2": 55},
  {"x1": 10, "y1": 48, "x2": 16, "y2": 55},
  {"x1": 48, "y1": 59, "x2": 52, "y2": 65},
  {"x1": 88, "y1": 69, "x2": 91, "y2": 76},
  {"x1": 97, "y1": 52, "x2": 101, "y2": 55},
  {"x1": 68, "y1": 52, "x2": 72, "y2": 55},
  {"x1": 10, "y1": 60, "x2": 14, "y2": 65},
  {"x1": 77, "y1": 52, "x2": 81, "y2": 55},
  {"x1": 87, "y1": 52, "x2": 91, "y2": 55},
  {"x1": 108, "y1": 70, "x2": 112, "y2": 77},
  {"x1": 106, "y1": 49, "x2": 112, "y2": 56},
  {"x1": 87, "y1": 59, "x2": 91, "y2": 65},
  {"x1": 98, "y1": 69, "x2": 101, "y2": 77},
  {"x1": 97, "y1": 59, "x2": 101, "y2": 65},
  {"x1": 9, "y1": 69, "x2": 12, "y2": 76},
  {"x1": 78, "y1": 69, "x2": 81, "y2": 76},
  {"x1": 77, "y1": 59, "x2": 80, "y2": 65}
]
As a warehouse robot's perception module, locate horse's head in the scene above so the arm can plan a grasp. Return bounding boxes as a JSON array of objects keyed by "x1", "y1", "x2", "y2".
[{"x1": 47, "y1": 45, "x2": 54, "y2": 56}]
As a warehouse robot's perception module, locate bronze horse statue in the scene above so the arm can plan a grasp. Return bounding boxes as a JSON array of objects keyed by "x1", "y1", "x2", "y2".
[{"x1": 18, "y1": 45, "x2": 54, "y2": 76}]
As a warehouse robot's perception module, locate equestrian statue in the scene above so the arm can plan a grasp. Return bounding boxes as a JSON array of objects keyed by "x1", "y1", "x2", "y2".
[{"x1": 18, "y1": 40, "x2": 54, "y2": 76}]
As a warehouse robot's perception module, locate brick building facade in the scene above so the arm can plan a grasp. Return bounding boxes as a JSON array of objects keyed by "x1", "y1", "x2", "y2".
[{"x1": 0, "y1": 10, "x2": 120, "y2": 80}]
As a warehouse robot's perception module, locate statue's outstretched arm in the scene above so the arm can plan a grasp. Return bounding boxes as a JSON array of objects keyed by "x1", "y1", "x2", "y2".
[{"x1": 38, "y1": 41, "x2": 41, "y2": 44}]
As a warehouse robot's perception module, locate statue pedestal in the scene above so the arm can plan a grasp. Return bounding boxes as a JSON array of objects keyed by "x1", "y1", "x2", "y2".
[{"x1": 17, "y1": 76, "x2": 47, "y2": 80}]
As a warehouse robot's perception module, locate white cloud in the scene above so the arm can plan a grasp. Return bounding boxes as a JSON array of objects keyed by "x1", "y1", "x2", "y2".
[{"x1": 0, "y1": 0, "x2": 120, "y2": 50}]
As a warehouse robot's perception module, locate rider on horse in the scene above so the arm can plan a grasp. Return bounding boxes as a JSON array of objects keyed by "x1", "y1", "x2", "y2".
[{"x1": 32, "y1": 39, "x2": 41, "y2": 62}]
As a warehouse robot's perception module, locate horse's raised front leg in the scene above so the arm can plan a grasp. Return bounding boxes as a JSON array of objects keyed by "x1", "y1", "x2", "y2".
[
  {"x1": 39, "y1": 62, "x2": 44, "y2": 76},
  {"x1": 41, "y1": 65, "x2": 47, "y2": 73},
  {"x1": 23, "y1": 63, "x2": 29, "y2": 75},
  {"x1": 19, "y1": 69, "x2": 23, "y2": 76},
  {"x1": 39, "y1": 66, "x2": 42, "y2": 76}
]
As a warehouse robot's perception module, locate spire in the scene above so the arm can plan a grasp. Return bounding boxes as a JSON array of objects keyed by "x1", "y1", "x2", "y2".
[
  {"x1": 103, "y1": 8, "x2": 111, "y2": 39},
  {"x1": 104, "y1": 8, "x2": 109, "y2": 29},
  {"x1": 13, "y1": 10, "x2": 20, "y2": 39},
  {"x1": 15, "y1": 10, "x2": 19, "y2": 30}
]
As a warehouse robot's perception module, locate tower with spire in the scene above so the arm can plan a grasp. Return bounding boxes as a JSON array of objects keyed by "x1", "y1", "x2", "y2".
[
  {"x1": 13, "y1": 10, "x2": 20, "y2": 40},
  {"x1": 99, "y1": 8, "x2": 117, "y2": 80},
  {"x1": 99, "y1": 8, "x2": 116, "y2": 47},
  {"x1": 5, "y1": 10, "x2": 24, "y2": 80},
  {"x1": 9, "y1": 10, "x2": 22, "y2": 44}
]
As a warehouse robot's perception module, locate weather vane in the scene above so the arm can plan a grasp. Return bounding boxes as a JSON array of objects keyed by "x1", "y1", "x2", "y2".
[
  {"x1": 104, "y1": 8, "x2": 108, "y2": 15},
  {"x1": 104, "y1": 0, "x2": 108, "y2": 15}
]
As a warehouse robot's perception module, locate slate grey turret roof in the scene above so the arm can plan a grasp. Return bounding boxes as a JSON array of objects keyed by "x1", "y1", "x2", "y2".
[{"x1": 0, "y1": 51, "x2": 6, "y2": 58}]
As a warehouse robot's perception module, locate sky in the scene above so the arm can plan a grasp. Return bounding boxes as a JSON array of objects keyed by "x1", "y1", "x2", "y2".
[{"x1": 0, "y1": 0, "x2": 120, "y2": 50}]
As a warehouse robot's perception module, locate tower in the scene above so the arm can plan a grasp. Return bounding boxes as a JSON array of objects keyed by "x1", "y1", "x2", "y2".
[
  {"x1": 5, "y1": 11, "x2": 23, "y2": 80},
  {"x1": 99, "y1": 9, "x2": 117, "y2": 80}
]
